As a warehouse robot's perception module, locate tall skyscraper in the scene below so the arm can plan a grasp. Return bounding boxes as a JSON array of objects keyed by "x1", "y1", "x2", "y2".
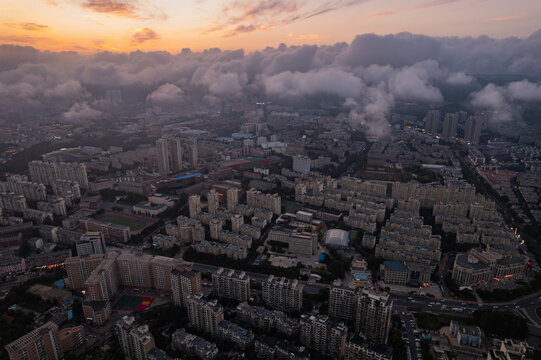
[
  {"x1": 424, "y1": 110, "x2": 440, "y2": 135},
  {"x1": 226, "y1": 187, "x2": 239, "y2": 211},
  {"x1": 458, "y1": 110, "x2": 468, "y2": 124},
  {"x1": 465, "y1": 116, "x2": 482, "y2": 143},
  {"x1": 6, "y1": 322, "x2": 62, "y2": 360},
  {"x1": 156, "y1": 138, "x2": 170, "y2": 176},
  {"x1": 156, "y1": 136, "x2": 183, "y2": 176},
  {"x1": 442, "y1": 113, "x2": 459, "y2": 139},
  {"x1": 188, "y1": 194, "x2": 201, "y2": 219},
  {"x1": 188, "y1": 138, "x2": 198, "y2": 169},
  {"x1": 355, "y1": 289, "x2": 393, "y2": 344},
  {"x1": 168, "y1": 136, "x2": 183, "y2": 173},
  {"x1": 116, "y1": 316, "x2": 156, "y2": 360},
  {"x1": 207, "y1": 189, "x2": 219, "y2": 215}
]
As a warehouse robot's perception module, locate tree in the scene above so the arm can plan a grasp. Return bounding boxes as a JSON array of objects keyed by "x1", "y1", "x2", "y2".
[{"x1": 328, "y1": 260, "x2": 345, "y2": 278}]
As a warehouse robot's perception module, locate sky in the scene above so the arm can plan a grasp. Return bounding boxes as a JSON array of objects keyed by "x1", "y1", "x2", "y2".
[{"x1": 1, "y1": 0, "x2": 540, "y2": 53}]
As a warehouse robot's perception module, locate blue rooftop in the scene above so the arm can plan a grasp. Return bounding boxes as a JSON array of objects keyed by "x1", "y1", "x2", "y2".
[
  {"x1": 172, "y1": 173, "x2": 202, "y2": 181},
  {"x1": 384, "y1": 261, "x2": 408, "y2": 271},
  {"x1": 354, "y1": 273, "x2": 369, "y2": 280},
  {"x1": 232, "y1": 132, "x2": 253, "y2": 139}
]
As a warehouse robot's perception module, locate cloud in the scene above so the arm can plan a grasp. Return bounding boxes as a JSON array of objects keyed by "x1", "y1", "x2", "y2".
[
  {"x1": 388, "y1": 61, "x2": 444, "y2": 102},
  {"x1": 469, "y1": 80, "x2": 541, "y2": 125},
  {"x1": 486, "y1": 13, "x2": 528, "y2": 22},
  {"x1": 263, "y1": 68, "x2": 363, "y2": 98},
  {"x1": 295, "y1": 34, "x2": 327, "y2": 40},
  {"x1": 82, "y1": 0, "x2": 138, "y2": 18},
  {"x1": 79, "y1": 0, "x2": 167, "y2": 20},
  {"x1": 203, "y1": 0, "x2": 367, "y2": 37},
  {"x1": 365, "y1": 11, "x2": 396, "y2": 18},
  {"x1": 131, "y1": 28, "x2": 160, "y2": 44},
  {"x1": 1, "y1": 29, "x2": 541, "y2": 129},
  {"x1": 345, "y1": 84, "x2": 395, "y2": 138},
  {"x1": 63, "y1": 101, "x2": 102, "y2": 123},
  {"x1": 6, "y1": 22, "x2": 51, "y2": 32},
  {"x1": 446, "y1": 71, "x2": 474, "y2": 85},
  {"x1": 146, "y1": 83, "x2": 184, "y2": 104},
  {"x1": 506, "y1": 80, "x2": 541, "y2": 101},
  {"x1": 411, "y1": 0, "x2": 462, "y2": 11}
]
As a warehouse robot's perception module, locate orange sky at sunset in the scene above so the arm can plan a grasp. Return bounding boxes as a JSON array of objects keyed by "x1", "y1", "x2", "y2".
[{"x1": 1, "y1": 0, "x2": 540, "y2": 53}]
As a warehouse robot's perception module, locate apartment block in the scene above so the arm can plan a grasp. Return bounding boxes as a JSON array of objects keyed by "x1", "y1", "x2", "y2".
[
  {"x1": 193, "y1": 241, "x2": 248, "y2": 260},
  {"x1": 217, "y1": 320, "x2": 254, "y2": 350},
  {"x1": 171, "y1": 265, "x2": 202, "y2": 307},
  {"x1": 186, "y1": 295, "x2": 224, "y2": 336},
  {"x1": 29, "y1": 160, "x2": 88, "y2": 188},
  {"x1": 236, "y1": 302, "x2": 299, "y2": 337},
  {"x1": 246, "y1": 188, "x2": 281, "y2": 214},
  {"x1": 212, "y1": 268, "x2": 250, "y2": 301},
  {"x1": 262, "y1": 275, "x2": 303, "y2": 312},
  {"x1": 300, "y1": 314, "x2": 348, "y2": 358},
  {"x1": 5, "y1": 322, "x2": 62, "y2": 360},
  {"x1": 329, "y1": 284, "x2": 358, "y2": 322},
  {"x1": 355, "y1": 289, "x2": 393, "y2": 344},
  {"x1": 116, "y1": 316, "x2": 155, "y2": 360}
]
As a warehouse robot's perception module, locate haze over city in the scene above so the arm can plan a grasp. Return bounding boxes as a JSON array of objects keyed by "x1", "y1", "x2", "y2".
[{"x1": 0, "y1": 1, "x2": 540, "y2": 360}]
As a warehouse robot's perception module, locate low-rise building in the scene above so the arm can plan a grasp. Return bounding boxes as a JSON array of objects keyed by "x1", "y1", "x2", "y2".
[
  {"x1": 172, "y1": 328, "x2": 218, "y2": 359},
  {"x1": 217, "y1": 320, "x2": 254, "y2": 350}
]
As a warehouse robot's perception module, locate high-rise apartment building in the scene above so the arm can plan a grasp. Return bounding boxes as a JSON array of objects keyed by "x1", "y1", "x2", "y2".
[
  {"x1": 329, "y1": 284, "x2": 358, "y2": 322},
  {"x1": 156, "y1": 136, "x2": 183, "y2": 177},
  {"x1": 6, "y1": 322, "x2": 62, "y2": 360},
  {"x1": 262, "y1": 275, "x2": 303, "y2": 312},
  {"x1": 231, "y1": 214, "x2": 243, "y2": 233},
  {"x1": 185, "y1": 295, "x2": 224, "y2": 336},
  {"x1": 0, "y1": 176, "x2": 46, "y2": 201},
  {"x1": 64, "y1": 253, "x2": 105, "y2": 290},
  {"x1": 75, "y1": 232, "x2": 106, "y2": 256},
  {"x1": 293, "y1": 155, "x2": 311, "y2": 174},
  {"x1": 207, "y1": 189, "x2": 219, "y2": 215},
  {"x1": 85, "y1": 253, "x2": 119, "y2": 301},
  {"x1": 29, "y1": 160, "x2": 88, "y2": 188},
  {"x1": 66, "y1": 252, "x2": 186, "y2": 297},
  {"x1": 424, "y1": 110, "x2": 440, "y2": 135},
  {"x1": 0, "y1": 192, "x2": 27, "y2": 212},
  {"x1": 344, "y1": 335, "x2": 393, "y2": 360},
  {"x1": 52, "y1": 179, "x2": 81, "y2": 199},
  {"x1": 156, "y1": 138, "x2": 170, "y2": 176},
  {"x1": 212, "y1": 268, "x2": 250, "y2": 301},
  {"x1": 246, "y1": 188, "x2": 281, "y2": 215},
  {"x1": 355, "y1": 289, "x2": 393, "y2": 344},
  {"x1": 300, "y1": 314, "x2": 348, "y2": 358},
  {"x1": 171, "y1": 265, "x2": 202, "y2": 307},
  {"x1": 226, "y1": 187, "x2": 238, "y2": 211},
  {"x1": 465, "y1": 115, "x2": 482, "y2": 143},
  {"x1": 188, "y1": 138, "x2": 198, "y2": 168},
  {"x1": 188, "y1": 194, "x2": 201, "y2": 219},
  {"x1": 116, "y1": 316, "x2": 155, "y2": 360},
  {"x1": 442, "y1": 113, "x2": 458, "y2": 139}
]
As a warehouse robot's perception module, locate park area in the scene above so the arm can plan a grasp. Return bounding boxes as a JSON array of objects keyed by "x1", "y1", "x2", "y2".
[
  {"x1": 114, "y1": 295, "x2": 154, "y2": 312},
  {"x1": 96, "y1": 211, "x2": 155, "y2": 233}
]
